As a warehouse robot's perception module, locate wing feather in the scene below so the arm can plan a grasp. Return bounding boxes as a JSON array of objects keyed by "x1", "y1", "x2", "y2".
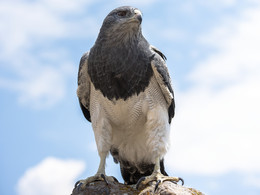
[
  {"x1": 77, "y1": 52, "x2": 91, "y2": 122},
  {"x1": 150, "y1": 46, "x2": 175, "y2": 123}
]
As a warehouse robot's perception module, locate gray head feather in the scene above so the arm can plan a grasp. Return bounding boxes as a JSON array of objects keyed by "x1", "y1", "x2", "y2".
[{"x1": 97, "y1": 6, "x2": 143, "y2": 45}]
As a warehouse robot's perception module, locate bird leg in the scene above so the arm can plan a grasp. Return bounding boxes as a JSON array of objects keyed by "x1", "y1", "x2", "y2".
[
  {"x1": 136, "y1": 157, "x2": 184, "y2": 190},
  {"x1": 75, "y1": 152, "x2": 118, "y2": 190}
]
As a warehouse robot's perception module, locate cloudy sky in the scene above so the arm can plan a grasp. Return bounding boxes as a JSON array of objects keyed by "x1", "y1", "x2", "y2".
[{"x1": 1, "y1": 0, "x2": 260, "y2": 194}]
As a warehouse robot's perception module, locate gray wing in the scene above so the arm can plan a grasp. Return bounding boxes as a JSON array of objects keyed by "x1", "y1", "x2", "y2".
[
  {"x1": 77, "y1": 52, "x2": 91, "y2": 122},
  {"x1": 150, "y1": 46, "x2": 175, "y2": 123}
]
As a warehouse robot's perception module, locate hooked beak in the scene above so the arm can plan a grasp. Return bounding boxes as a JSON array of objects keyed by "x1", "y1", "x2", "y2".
[{"x1": 134, "y1": 9, "x2": 142, "y2": 23}]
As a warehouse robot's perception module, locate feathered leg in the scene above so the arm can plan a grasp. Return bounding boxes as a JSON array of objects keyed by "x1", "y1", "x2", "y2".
[
  {"x1": 75, "y1": 117, "x2": 118, "y2": 190},
  {"x1": 136, "y1": 105, "x2": 183, "y2": 190}
]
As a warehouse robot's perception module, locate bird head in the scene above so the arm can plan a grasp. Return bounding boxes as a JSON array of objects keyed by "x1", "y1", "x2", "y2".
[{"x1": 98, "y1": 6, "x2": 143, "y2": 42}]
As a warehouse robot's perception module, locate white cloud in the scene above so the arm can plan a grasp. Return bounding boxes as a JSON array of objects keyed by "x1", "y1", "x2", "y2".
[
  {"x1": 17, "y1": 157, "x2": 85, "y2": 195},
  {"x1": 198, "y1": 0, "x2": 237, "y2": 7},
  {"x1": 17, "y1": 67, "x2": 65, "y2": 109},
  {"x1": 40, "y1": 0, "x2": 90, "y2": 13},
  {"x1": 114, "y1": 0, "x2": 158, "y2": 7},
  {"x1": 0, "y1": 0, "x2": 98, "y2": 58},
  {"x1": 166, "y1": 5, "x2": 260, "y2": 175},
  {"x1": 0, "y1": 0, "x2": 96, "y2": 109},
  {"x1": 0, "y1": 1, "x2": 63, "y2": 56},
  {"x1": 192, "y1": 7, "x2": 260, "y2": 86},
  {"x1": 244, "y1": 174, "x2": 260, "y2": 188},
  {"x1": 0, "y1": 50, "x2": 77, "y2": 108}
]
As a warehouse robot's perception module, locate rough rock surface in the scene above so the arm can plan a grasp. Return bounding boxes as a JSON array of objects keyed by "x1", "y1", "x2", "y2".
[{"x1": 71, "y1": 180, "x2": 204, "y2": 195}]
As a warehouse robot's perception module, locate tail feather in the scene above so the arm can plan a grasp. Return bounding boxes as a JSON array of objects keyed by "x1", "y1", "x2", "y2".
[
  {"x1": 110, "y1": 148, "x2": 168, "y2": 184},
  {"x1": 120, "y1": 159, "x2": 168, "y2": 184}
]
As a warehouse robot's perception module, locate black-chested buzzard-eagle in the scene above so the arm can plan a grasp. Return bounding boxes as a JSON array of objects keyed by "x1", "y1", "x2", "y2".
[{"x1": 76, "y1": 6, "x2": 183, "y2": 190}]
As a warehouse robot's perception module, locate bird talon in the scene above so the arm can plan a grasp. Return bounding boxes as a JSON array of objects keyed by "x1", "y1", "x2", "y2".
[
  {"x1": 101, "y1": 173, "x2": 108, "y2": 185},
  {"x1": 74, "y1": 174, "x2": 117, "y2": 191},
  {"x1": 74, "y1": 180, "x2": 81, "y2": 188},
  {"x1": 78, "y1": 183, "x2": 83, "y2": 192},
  {"x1": 169, "y1": 177, "x2": 184, "y2": 186},
  {"x1": 136, "y1": 176, "x2": 146, "y2": 189},
  {"x1": 112, "y1": 176, "x2": 119, "y2": 183},
  {"x1": 154, "y1": 180, "x2": 161, "y2": 192},
  {"x1": 74, "y1": 182, "x2": 83, "y2": 193},
  {"x1": 179, "y1": 177, "x2": 184, "y2": 186},
  {"x1": 136, "y1": 171, "x2": 184, "y2": 191}
]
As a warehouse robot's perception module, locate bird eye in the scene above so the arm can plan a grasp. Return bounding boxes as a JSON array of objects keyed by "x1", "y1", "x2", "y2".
[{"x1": 117, "y1": 11, "x2": 127, "y2": 17}]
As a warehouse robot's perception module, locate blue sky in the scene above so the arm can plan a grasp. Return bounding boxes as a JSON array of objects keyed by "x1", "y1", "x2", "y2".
[{"x1": 1, "y1": 0, "x2": 260, "y2": 194}]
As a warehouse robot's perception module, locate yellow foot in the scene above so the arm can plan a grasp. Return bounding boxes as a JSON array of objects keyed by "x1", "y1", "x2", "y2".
[
  {"x1": 136, "y1": 172, "x2": 184, "y2": 191},
  {"x1": 75, "y1": 173, "x2": 118, "y2": 190}
]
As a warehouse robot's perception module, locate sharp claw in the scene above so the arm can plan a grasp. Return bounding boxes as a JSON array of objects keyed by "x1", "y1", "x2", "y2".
[
  {"x1": 136, "y1": 176, "x2": 146, "y2": 189},
  {"x1": 169, "y1": 177, "x2": 185, "y2": 185},
  {"x1": 179, "y1": 177, "x2": 184, "y2": 185},
  {"x1": 112, "y1": 176, "x2": 119, "y2": 182},
  {"x1": 74, "y1": 180, "x2": 83, "y2": 193},
  {"x1": 77, "y1": 183, "x2": 82, "y2": 192},
  {"x1": 101, "y1": 174, "x2": 108, "y2": 185},
  {"x1": 154, "y1": 180, "x2": 161, "y2": 192},
  {"x1": 74, "y1": 180, "x2": 80, "y2": 188}
]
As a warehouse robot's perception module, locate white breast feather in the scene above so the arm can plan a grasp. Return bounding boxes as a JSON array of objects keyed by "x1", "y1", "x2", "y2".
[{"x1": 89, "y1": 75, "x2": 171, "y2": 165}]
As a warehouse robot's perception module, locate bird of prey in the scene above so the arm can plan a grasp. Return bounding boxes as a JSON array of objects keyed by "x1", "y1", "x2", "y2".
[{"x1": 76, "y1": 6, "x2": 183, "y2": 190}]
